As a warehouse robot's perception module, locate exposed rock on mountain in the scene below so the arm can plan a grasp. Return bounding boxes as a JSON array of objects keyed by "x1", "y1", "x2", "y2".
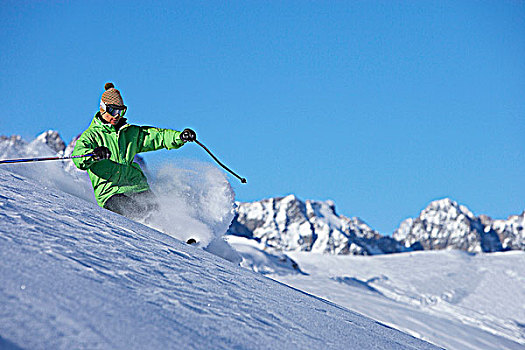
[
  {"x1": 483, "y1": 212, "x2": 525, "y2": 251},
  {"x1": 393, "y1": 198, "x2": 504, "y2": 253},
  {"x1": 35, "y1": 130, "x2": 66, "y2": 154},
  {"x1": 229, "y1": 196, "x2": 524, "y2": 255},
  {"x1": 227, "y1": 194, "x2": 406, "y2": 255},
  {"x1": 2, "y1": 131, "x2": 523, "y2": 256}
]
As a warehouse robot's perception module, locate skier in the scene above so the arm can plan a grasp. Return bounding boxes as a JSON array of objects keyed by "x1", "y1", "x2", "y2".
[{"x1": 72, "y1": 82, "x2": 196, "y2": 222}]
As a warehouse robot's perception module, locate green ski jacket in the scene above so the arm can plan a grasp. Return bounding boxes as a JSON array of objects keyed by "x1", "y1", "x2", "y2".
[{"x1": 72, "y1": 113, "x2": 184, "y2": 208}]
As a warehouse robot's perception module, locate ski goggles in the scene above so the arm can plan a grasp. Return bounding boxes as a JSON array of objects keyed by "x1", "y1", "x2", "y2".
[{"x1": 101, "y1": 101, "x2": 127, "y2": 117}]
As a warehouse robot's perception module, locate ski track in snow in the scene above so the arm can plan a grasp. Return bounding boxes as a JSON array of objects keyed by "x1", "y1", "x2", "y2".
[{"x1": 0, "y1": 169, "x2": 439, "y2": 350}]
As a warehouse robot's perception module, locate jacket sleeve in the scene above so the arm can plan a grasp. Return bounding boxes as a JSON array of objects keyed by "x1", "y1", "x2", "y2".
[
  {"x1": 71, "y1": 133, "x2": 98, "y2": 170},
  {"x1": 136, "y1": 126, "x2": 185, "y2": 153}
]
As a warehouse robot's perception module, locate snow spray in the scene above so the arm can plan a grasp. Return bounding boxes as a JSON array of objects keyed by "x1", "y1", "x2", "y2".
[{"x1": 143, "y1": 160, "x2": 240, "y2": 262}]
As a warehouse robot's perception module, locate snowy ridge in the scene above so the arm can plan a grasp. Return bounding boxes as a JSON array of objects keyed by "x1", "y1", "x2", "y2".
[
  {"x1": 484, "y1": 212, "x2": 525, "y2": 251},
  {"x1": 1, "y1": 131, "x2": 523, "y2": 349},
  {"x1": 0, "y1": 131, "x2": 227, "y2": 244},
  {"x1": 35, "y1": 130, "x2": 66, "y2": 154},
  {"x1": 0, "y1": 132, "x2": 95, "y2": 202},
  {"x1": 0, "y1": 168, "x2": 439, "y2": 349},
  {"x1": 228, "y1": 195, "x2": 406, "y2": 255},
  {"x1": 393, "y1": 198, "x2": 504, "y2": 253},
  {"x1": 2, "y1": 131, "x2": 523, "y2": 255},
  {"x1": 0, "y1": 133, "x2": 60, "y2": 161},
  {"x1": 230, "y1": 196, "x2": 524, "y2": 255}
]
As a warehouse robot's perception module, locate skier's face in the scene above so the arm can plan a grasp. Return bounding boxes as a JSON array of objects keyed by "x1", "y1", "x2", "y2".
[{"x1": 101, "y1": 109, "x2": 121, "y2": 126}]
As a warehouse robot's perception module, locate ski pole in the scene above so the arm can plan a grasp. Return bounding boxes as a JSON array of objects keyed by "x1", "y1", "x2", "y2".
[
  {"x1": 0, "y1": 153, "x2": 94, "y2": 165},
  {"x1": 195, "y1": 139, "x2": 247, "y2": 184}
]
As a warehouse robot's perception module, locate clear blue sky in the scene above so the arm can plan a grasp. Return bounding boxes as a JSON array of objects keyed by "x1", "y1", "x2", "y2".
[{"x1": 1, "y1": 1, "x2": 524, "y2": 234}]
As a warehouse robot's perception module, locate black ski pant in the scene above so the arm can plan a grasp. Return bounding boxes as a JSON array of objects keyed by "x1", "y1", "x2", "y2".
[{"x1": 104, "y1": 190, "x2": 159, "y2": 222}]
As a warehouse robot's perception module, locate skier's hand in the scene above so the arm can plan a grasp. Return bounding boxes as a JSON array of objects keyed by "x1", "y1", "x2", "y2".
[
  {"x1": 180, "y1": 128, "x2": 196, "y2": 143},
  {"x1": 92, "y1": 146, "x2": 111, "y2": 161}
]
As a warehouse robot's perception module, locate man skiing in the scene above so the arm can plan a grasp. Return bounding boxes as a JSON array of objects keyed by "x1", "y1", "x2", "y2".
[{"x1": 72, "y1": 82, "x2": 196, "y2": 221}]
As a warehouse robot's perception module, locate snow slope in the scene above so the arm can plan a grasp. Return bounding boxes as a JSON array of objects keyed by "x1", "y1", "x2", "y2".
[
  {"x1": 260, "y1": 249, "x2": 525, "y2": 350},
  {"x1": 0, "y1": 168, "x2": 439, "y2": 349},
  {"x1": 0, "y1": 132, "x2": 237, "y2": 251}
]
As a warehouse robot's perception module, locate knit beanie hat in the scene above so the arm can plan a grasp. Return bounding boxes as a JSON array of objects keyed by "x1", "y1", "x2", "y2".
[{"x1": 101, "y1": 82, "x2": 124, "y2": 106}]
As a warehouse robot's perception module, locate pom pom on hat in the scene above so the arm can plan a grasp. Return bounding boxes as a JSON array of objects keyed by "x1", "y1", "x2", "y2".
[{"x1": 101, "y1": 82, "x2": 124, "y2": 106}]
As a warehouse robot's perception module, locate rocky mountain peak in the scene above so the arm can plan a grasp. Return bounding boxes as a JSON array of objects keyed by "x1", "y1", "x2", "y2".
[
  {"x1": 420, "y1": 198, "x2": 476, "y2": 223},
  {"x1": 2, "y1": 131, "x2": 522, "y2": 256},
  {"x1": 229, "y1": 195, "x2": 523, "y2": 256},
  {"x1": 228, "y1": 195, "x2": 405, "y2": 255},
  {"x1": 487, "y1": 211, "x2": 525, "y2": 250},
  {"x1": 0, "y1": 135, "x2": 27, "y2": 159},
  {"x1": 35, "y1": 130, "x2": 66, "y2": 154},
  {"x1": 394, "y1": 198, "x2": 502, "y2": 253}
]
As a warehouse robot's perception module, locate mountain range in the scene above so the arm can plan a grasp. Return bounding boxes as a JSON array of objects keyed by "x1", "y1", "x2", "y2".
[
  {"x1": 227, "y1": 194, "x2": 524, "y2": 255},
  {"x1": 2, "y1": 130, "x2": 523, "y2": 256}
]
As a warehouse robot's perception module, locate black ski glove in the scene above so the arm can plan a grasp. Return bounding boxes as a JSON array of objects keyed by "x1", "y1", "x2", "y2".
[
  {"x1": 180, "y1": 128, "x2": 197, "y2": 143},
  {"x1": 92, "y1": 146, "x2": 111, "y2": 161}
]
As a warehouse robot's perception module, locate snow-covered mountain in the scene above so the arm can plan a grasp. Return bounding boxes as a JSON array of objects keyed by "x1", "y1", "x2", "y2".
[
  {"x1": 0, "y1": 167, "x2": 439, "y2": 350},
  {"x1": 393, "y1": 198, "x2": 523, "y2": 253},
  {"x1": 2, "y1": 131, "x2": 524, "y2": 349},
  {"x1": 34, "y1": 130, "x2": 66, "y2": 154},
  {"x1": 2, "y1": 131, "x2": 523, "y2": 256},
  {"x1": 0, "y1": 132, "x2": 95, "y2": 202},
  {"x1": 0, "y1": 133, "x2": 61, "y2": 160},
  {"x1": 227, "y1": 194, "x2": 406, "y2": 255},
  {"x1": 228, "y1": 196, "x2": 524, "y2": 255},
  {"x1": 483, "y1": 212, "x2": 525, "y2": 251},
  {"x1": 394, "y1": 198, "x2": 502, "y2": 253}
]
